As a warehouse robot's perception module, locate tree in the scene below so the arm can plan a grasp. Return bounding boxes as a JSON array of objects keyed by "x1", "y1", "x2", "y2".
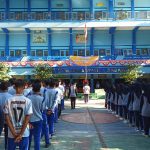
[
  {"x1": 32, "y1": 64, "x2": 53, "y2": 80},
  {"x1": 0, "y1": 63, "x2": 11, "y2": 81},
  {"x1": 121, "y1": 64, "x2": 143, "y2": 83}
]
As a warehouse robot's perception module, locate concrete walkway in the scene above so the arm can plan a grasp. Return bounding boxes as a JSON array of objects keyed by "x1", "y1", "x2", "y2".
[{"x1": 0, "y1": 99, "x2": 150, "y2": 150}]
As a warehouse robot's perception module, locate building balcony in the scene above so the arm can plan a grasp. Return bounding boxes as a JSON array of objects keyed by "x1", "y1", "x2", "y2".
[{"x1": 0, "y1": 11, "x2": 150, "y2": 22}]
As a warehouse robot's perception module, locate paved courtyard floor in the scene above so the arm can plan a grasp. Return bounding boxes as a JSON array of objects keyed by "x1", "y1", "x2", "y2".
[{"x1": 0, "y1": 99, "x2": 150, "y2": 150}]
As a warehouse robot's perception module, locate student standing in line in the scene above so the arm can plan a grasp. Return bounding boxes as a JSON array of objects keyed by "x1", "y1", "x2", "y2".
[
  {"x1": 46, "y1": 80, "x2": 58, "y2": 137},
  {"x1": 55, "y1": 81, "x2": 63, "y2": 119},
  {"x1": 59, "y1": 81, "x2": 65, "y2": 110},
  {"x1": 28, "y1": 81, "x2": 44, "y2": 150},
  {"x1": 4, "y1": 79, "x2": 33, "y2": 150},
  {"x1": 68, "y1": 82, "x2": 77, "y2": 109},
  {"x1": 83, "y1": 82, "x2": 90, "y2": 103},
  {"x1": 141, "y1": 84, "x2": 150, "y2": 137},
  {"x1": 0, "y1": 81, "x2": 12, "y2": 150},
  {"x1": 40, "y1": 80, "x2": 50, "y2": 148}
]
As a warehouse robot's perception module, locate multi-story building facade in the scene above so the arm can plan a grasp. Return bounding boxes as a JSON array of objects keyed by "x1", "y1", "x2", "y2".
[{"x1": 0, "y1": 0, "x2": 150, "y2": 91}]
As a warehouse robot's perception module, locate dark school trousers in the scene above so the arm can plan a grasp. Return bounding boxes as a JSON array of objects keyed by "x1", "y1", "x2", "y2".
[
  {"x1": 70, "y1": 97, "x2": 76, "y2": 109},
  {"x1": 142, "y1": 116, "x2": 150, "y2": 135}
]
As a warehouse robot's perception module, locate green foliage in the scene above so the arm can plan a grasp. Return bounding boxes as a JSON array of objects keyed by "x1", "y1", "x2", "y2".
[
  {"x1": 122, "y1": 64, "x2": 143, "y2": 83},
  {"x1": 32, "y1": 64, "x2": 53, "y2": 80},
  {"x1": 0, "y1": 63, "x2": 11, "y2": 81}
]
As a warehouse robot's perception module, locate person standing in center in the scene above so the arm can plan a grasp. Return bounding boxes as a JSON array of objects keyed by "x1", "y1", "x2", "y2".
[
  {"x1": 83, "y1": 82, "x2": 90, "y2": 104},
  {"x1": 68, "y1": 83, "x2": 77, "y2": 109}
]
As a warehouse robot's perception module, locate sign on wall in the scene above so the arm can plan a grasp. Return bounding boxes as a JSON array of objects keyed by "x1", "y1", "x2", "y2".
[
  {"x1": 76, "y1": 34, "x2": 87, "y2": 43},
  {"x1": 96, "y1": 2, "x2": 104, "y2": 7},
  {"x1": 32, "y1": 31, "x2": 47, "y2": 43}
]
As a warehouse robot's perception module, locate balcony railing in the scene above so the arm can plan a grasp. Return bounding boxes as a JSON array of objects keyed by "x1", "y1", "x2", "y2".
[
  {"x1": 0, "y1": 11, "x2": 150, "y2": 21},
  {"x1": 0, "y1": 55, "x2": 149, "y2": 62}
]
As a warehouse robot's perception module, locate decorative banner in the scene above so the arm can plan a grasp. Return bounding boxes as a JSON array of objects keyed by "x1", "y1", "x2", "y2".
[
  {"x1": 70, "y1": 56, "x2": 99, "y2": 66},
  {"x1": 76, "y1": 34, "x2": 87, "y2": 43},
  {"x1": 32, "y1": 31, "x2": 47, "y2": 43}
]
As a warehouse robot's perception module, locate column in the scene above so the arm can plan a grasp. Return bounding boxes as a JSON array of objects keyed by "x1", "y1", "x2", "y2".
[
  {"x1": 48, "y1": 0, "x2": 51, "y2": 12},
  {"x1": 27, "y1": 0, "x2": 31, "y2": 20},
  {"x1": 90, "y1": 74, "x2": 94, "y2": 93},
  {"x1": 90, "y1": 0, "x2": 94, "y2": 19},
  {"x1": 69, "y1": 28, "x2": 73, "y2": 55},
  {"x1": 109, "y1": 27, "x2": 116, "y2": 57},
  {"x1": 109, "y1": 0, "x2": 114, "y2": 18},
  {"x1": 131, "y1": 0, "x2": 135, "y2": 18},
  {"x1": 90, "y1": 28, "x2": 94, "y2": 55},
  {"x1": 47, "y1": 28, "x2": 52, "y2": 56},
  {"x1": 132, "y1": 27, "x2": 139, "y2": 55},
  {"x1": 5, "y1": 0, "x2": 9, "y2": 20},
  {"x1": 69, "y1": 0, "x2": 72, "y2": 20},
  {"x1": 25, "y1": 28, "x2": 31, "y2": 56},
  {"x1": 2, "y1": 28, "x2": 9, "y2": 56}
]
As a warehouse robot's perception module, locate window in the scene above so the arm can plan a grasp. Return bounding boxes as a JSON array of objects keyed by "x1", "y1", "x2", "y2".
[
  {"x1": 22, "y1": 50, "x2": 27, "y2": 56},
  {"x1": 95, "y1": 11, "x2": 107, "y2": 20},
  {"x1": 0, "y1": 51, "x2": 5, "y2": 57},
  {"x1": 66, "y1": 50, "x2": 69, "y2": 56},
  {"x1": 86, "y1": 50, "x2": 90, "y2": 56},
  {"x1": 141, "y1": 48, "x2": 148, "y2": 55},
  {"x1": 15, "y1": 50, "x2": 21, "y2": 56},
  {"x1": 136, "y1": 49, "x2": 141, "y2": 55},
  {"x1": 78, "y1": 49, "x2": 85, "y2": 56},
  {"x1": 60, "y1": 50, "x2": 65, "y2": 56},
  {"x1": 115, "y1": 49, "x2": 123, "y2": 56},
  {"x1": 94, "y1": 50, "x2": 99, "y2": 56},
  {"x1": 36, "y1": 50, "x2": 43, "y2": 56},
  {"x1": 124, "y1": 49, "x2": 132, "y2": 56},
  {"x1": 77, "y1": 12, "x2": 85, "y2": 20},
  {"x1": 10, "y1": 50, "x2": 15, "y2": 56},
  {"x1": 106, "y1": 50, "x2": 111, "y2": 56},
  {"x1": 31, "y1": 51, "x2": 36, "y2": 56},
  {"x1": 73, "y1": 50, "x2": 78, "y2": 56},
  {"x1": 99, "y1": 49, "x2": 106, "y2": 56},
  {"x1": 44, "y1": 50, "x2": 48, "y2": 56}
]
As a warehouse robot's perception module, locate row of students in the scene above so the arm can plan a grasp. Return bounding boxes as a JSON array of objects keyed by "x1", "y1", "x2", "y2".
[
  {"x1": 104, "y1": 82, "x2": 150, "y2": 137},
  {"x1": 0, "y1": 78, "x2": 65, "y2": 150}
]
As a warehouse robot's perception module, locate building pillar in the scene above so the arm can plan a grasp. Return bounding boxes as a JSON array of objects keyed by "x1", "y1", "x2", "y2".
[
  {"x1": 5, "y1": 0, "x2": 9, "y2": 20},
  {"x1": 48, "y1": 0, "x2": 51, "y2": 12},
  {"x1": 69, "y1": 28, "x2": 73, "y2": 55},
  {"x1": 109, "y1": 0, "x2": 114, "y2": 18},
  {"x1": 69, "y1": 0, "x2": 72, "y2": 20},
  {"x1": 90, "y1": 74, "x2": 94, "y2": 93},
  {"x1": 132, "y1": 27, "x2": 139, "y2": 55},
  {"x1": 109, "y1": 27, "x2": 116, "y2": 57},
  {"x1": 90, "y1": 0, "x2": 94, "y2": 19},
  {"x1": 2, "y1": 28, "x2": 9, "y2": 56},
  {"x1": 131, "y1": 0, "x2": 135, "y2": 18},
  {"x1": 47, "y1": 28, "x2": 52, "y2": 56},
  {"x1": 25, "y1": 28, "x2": 31, "y2": 56},
  {"x1": 27, "y1": 0, "x2": 31, "y2": 12},
  {"x1": 90, "y1": 28, "x2": 94, "y2": 55}
]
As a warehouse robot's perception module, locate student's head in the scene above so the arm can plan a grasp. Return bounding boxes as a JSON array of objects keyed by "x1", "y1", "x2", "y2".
[
  {"x1": 49, "y1": 79, "x2": 55, "y2": 88},
  {"x1": 32, "y1": 81, "x2": 41, "y2": 93},
  {"x1": 14, "y1": 79, "x2": 25, "y2": 94},
  {"x1": 0, "y1": 81, "x2": 9, "y2": 91},
  {"x1": 9, "y1": 78, "x2": 16, "y2": 86},
  {"x1": 55, "y1": 81, "x2": 59, "y2": 87}
]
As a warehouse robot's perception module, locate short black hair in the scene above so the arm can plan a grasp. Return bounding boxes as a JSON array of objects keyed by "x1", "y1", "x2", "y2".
[
  {"x1": 14, "y1": 79, "x2": 25, "y2": 88},
  {"x1": 32, "y1": 82, "x2": 41, "y2": 92},
  {"x1": 49, "y1": 79, "x2": 55, "y2": 87},
  {"x1": 0, "y1": 81, "x2": 9, "y2": 91}
]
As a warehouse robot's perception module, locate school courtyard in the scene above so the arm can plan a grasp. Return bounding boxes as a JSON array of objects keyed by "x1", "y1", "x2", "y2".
[{"x1": 0, "y1": 98, "x2": 149, "y2": 150}]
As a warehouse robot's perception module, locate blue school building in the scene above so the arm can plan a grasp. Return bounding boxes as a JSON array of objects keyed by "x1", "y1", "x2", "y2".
[{"x1": 0, "y1": 0, "x2": 150, "y2": 88}]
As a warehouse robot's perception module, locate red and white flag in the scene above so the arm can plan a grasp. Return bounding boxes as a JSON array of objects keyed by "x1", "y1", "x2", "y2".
[{"x1": 84, "y1": 23, "x2": 87, "y2": 41}]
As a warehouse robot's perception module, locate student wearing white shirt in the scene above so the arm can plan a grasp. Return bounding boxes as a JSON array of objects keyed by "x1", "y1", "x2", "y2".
[
  {"x1": 4, "y1": 79, "x2": 33, "y2": 150},
  {"x1": 83, "y1": 83, "x2": 90, "y2": 103}
]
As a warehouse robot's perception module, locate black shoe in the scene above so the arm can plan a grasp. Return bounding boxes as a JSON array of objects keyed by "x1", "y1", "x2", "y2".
[{"x1": 45, "y1": 143, "x2": 51, "y2": 148}]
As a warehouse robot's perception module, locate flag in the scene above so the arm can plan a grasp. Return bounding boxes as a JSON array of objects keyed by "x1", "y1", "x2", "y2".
[{"x1": 84, "y1": 23, "x2": 87, "y2": 41}]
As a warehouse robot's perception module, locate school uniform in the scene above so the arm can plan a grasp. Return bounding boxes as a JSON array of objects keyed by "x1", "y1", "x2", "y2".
[
  {"x1": 141, "y1": 96, "x2": 150, "y2": 136},
  {"x1": 4, "y1": 94, "x2": 33, "y2": 150},
  {"x1": 46, "y1": 88, "x2": 58, "y2": 135},
  {"x1": 8, "y1": 86, "x2": 16, "y2": 95},
  {"x1": 28, "y1": 93, "x2": 44, "y2": 150},
  {"x1": 118, "y1": 94, "x2": 123, "y2": 117},
  {"x1": 68, "y1": 85, "x2": 77, "y2": 109},
  {"x1": 0, "y1": 92, "x2": 12, "y2": 150},
  {"x1": 83, "y1": 85, "x2": 90, "y2": 103},
  {"x1": 133, "y1": 93, "x2": 143, "y2": 130},
  {"x1": 59, "y1": 85, "x2": 65, "y2": 110},
  {"x1": 40, "y1": 87, "x2": 50, "y2": 146}
]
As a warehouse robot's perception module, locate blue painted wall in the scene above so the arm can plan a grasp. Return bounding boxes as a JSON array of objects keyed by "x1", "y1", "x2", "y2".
[
  {"x1": 9, "y1": 0, "x2": 27, "y2": 10},
  {"x1": 52, "y1": 0, "x2": 69, "y2": 10},
  {"x1": 137, "y1": 30, "x2": 150, "y2": 46},
  {"x1": 94, "y1": 30, "x2": 110, "y2": 46},
  {"x1": 31, "y1": 0, "x2": 48, "y2": 10},
  {"x1": 72, "y1": 0, "x2": 90, "y2": 10},
  {"x1": 114, "y1": 0, "x2": 131, "y2": 9},
  {"x1": 135, "y1": 0, "x2": 150, "y2": 8},
  {"x1": 9, "y1": 31, "x2": 26, "y2": 47},
  {"x1": 115, "y1": 30, "x2": 132, "y2": 47},
  {"x1": 0, "y1": 32, "x2": 5, "y2": 47},
  {"x1": 51, "y1": 30, "x2": 69, "y2": 47},
  {"x1": 0, "y1": 0, "x2": 5, "y2": 9}
]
